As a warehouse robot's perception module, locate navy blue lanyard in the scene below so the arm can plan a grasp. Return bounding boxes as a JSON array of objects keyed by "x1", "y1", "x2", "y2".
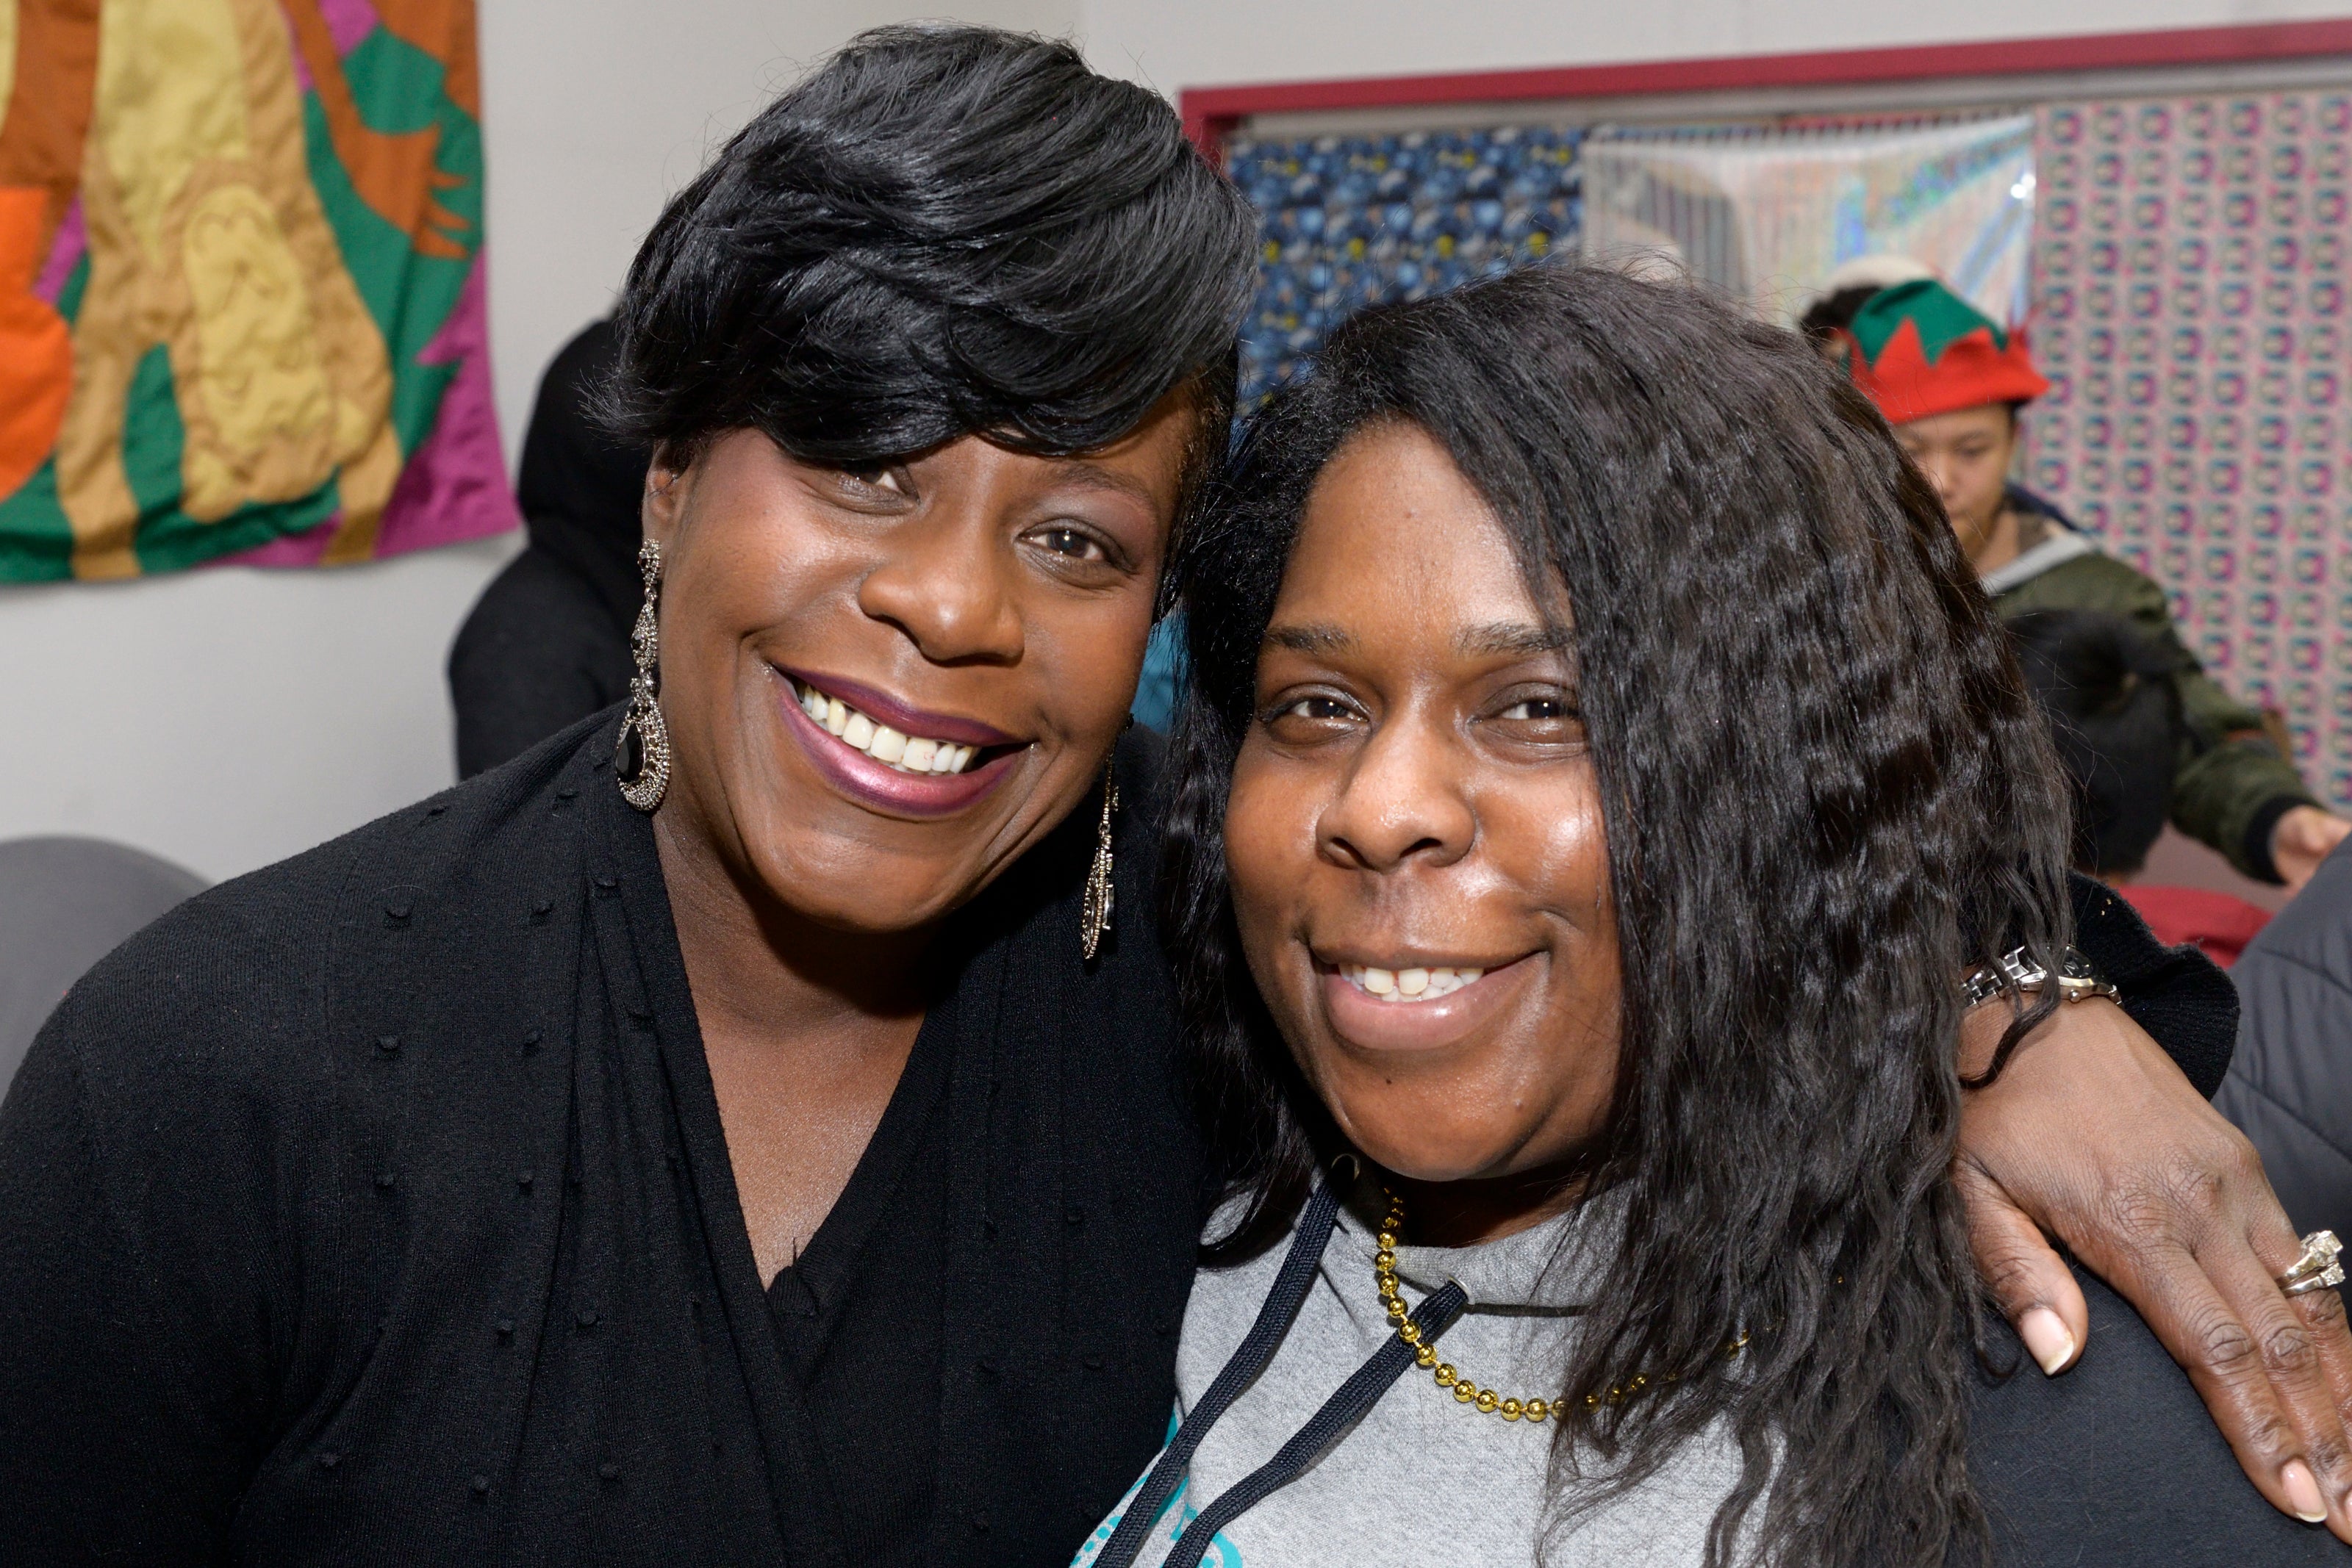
[{"x1": 1094, "y1": 1182, "x2": 1469, "y2": 1568}]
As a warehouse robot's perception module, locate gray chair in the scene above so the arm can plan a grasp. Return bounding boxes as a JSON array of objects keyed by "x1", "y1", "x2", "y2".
[{"x1": 0, "y1": 836, "x2": 208, "y2": 1099}]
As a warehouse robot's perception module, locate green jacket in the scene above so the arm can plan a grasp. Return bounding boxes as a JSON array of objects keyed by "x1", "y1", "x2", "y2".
[{"x1": 1991, "y1": 492, "x2": 2315, "y2": 880}]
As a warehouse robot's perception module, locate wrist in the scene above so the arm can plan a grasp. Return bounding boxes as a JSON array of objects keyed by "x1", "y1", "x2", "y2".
[
  {"x1": 2245, "y1": 794, "x2": 2312, "y2": 885},
  {"x1": 1962, "y1": 946, "x2": 2119, "y2": 1010},
  {"x1": 1958, "y1": 948, "x2": 2120, "y2": 1083}
]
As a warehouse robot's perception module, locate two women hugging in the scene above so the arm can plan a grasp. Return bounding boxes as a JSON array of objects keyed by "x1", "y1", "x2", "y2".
[{"x1": 1, "y1": 25, "x2": 2341, "y2": 1568}]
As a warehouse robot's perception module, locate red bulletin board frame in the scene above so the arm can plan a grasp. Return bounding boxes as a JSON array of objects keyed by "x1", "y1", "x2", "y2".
[{"x1": 1178, "y1": 19, "x2": 2352, "y2": 158}]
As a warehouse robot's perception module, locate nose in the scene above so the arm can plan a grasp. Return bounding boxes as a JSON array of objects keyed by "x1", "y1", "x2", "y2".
[
  {"x1": 1316, "y1": 707, "x2": 1475, "y2": 874},
  {"x1": 856, "y1": 503, "x2": 1027, "y2": 665},
  {"x1": 1914, "y1": 450, "x2": 1960, "y2": 507}
]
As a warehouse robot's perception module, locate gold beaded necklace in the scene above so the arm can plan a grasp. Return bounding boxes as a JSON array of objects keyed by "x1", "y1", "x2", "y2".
[{"x1": 1373, "y1": 1187, "x2": 1749, "y2": 1425}]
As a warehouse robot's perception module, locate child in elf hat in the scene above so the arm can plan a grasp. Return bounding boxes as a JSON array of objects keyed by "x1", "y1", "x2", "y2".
[{"x1": 1844, "y1": 278, "x2": 2348, "y2": 891}]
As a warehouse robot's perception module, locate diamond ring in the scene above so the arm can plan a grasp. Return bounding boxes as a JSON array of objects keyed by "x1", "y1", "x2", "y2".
[{"x1": 2279, "y1": 1231, "x2": 2345, "y2": 1298}]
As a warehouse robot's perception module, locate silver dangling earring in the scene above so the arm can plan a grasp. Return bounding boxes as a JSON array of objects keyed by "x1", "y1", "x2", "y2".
[
  {"x1": 615, "y1": 539, "x2": 671, "y2": 812},
  {"x1": 1080, "y1": 764, "x2": 1118, "y2": 960}
]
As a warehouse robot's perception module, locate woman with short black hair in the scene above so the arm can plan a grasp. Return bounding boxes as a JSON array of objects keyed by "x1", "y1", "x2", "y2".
[{"x1": 0, "y1": 29, "x2": 1253, "y2": 1565}]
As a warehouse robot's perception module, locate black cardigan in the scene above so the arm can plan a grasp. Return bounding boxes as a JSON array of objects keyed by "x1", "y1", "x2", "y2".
[
  {"x1": 0, "y1": 713, "x2": 2231, "y2": 1566},
  {"x1": 0, "y1": 716, "x2": 1200, "y2": 1567}
]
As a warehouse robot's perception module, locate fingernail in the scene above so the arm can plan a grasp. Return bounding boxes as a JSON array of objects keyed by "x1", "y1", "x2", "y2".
[
  {"x1": 2019, "y1": 1307, "x2": 2076, "y2": 1375},
  {"x1": 2284, "y1": 1459, "x2": 2328, "y2": 1523}
]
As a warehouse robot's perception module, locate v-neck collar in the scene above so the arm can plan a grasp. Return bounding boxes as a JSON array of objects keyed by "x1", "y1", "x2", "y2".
[
  {"x1": 566, "y1": 726, "x2": 1163, "y2": 1563},
  {"x1": 581, "y1": 772, "x2": 855, "y2": 1568},
  {"x1": 761, "y1": 977, "x2": 958, "y2": 1353}
]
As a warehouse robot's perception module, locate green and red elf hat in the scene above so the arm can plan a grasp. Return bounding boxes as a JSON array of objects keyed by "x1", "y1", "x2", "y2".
[{"x1": 1844, "y1": 278, "x2": 2049, "y2": 423}]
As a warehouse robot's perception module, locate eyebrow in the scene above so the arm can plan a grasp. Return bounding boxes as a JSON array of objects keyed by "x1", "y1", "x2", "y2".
[
  {"x1": 1264, "y1": 622, "x2": 1352, "y2": 654},
  {"x1": 1455, "y1": 621, "x2": 1571, "y2": 658},
  {"x1": 1263, "y1": 621, "x2": 1573, "y2": 659},
  {"x1": 1037, "y1": 460, "x2": 1160, "y2": 508}
]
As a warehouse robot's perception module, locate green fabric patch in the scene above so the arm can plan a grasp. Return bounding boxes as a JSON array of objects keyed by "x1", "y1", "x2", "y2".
[
  {"x1": 0, "y1": 458, "x2": 74, "y2": 580},
  {"x1": 307, "y1": 27, "x2": 480, "y2": 461},
  {"x1": 1849, "y1": 278, "x2": 2007, "y2": 367},
  {"x1": 54, "y1": 251, "x2": 90, "y2": 324}
]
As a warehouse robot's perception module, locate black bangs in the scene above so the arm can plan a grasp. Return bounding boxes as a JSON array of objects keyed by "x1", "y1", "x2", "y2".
[{"x1": 600, "y1": 24, "x2": 1255, "y2": 469}]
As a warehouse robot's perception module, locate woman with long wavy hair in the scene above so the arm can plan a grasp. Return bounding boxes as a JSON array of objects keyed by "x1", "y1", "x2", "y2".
[{"x1": 1090, "y1": 265, "x2": 2339, "y2": 1566}]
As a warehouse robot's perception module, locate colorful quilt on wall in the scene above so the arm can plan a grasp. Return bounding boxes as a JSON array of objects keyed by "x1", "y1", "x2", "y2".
[
  {"x1": 0, "y1": 0, "x2": 515, "y2": 582},
  {"x1": 2028, "y1": 93, "x2": 2352, "y2": 809},
  {"x1": 1227, "y1": 126, "x2": 1582, "y2": 407}
]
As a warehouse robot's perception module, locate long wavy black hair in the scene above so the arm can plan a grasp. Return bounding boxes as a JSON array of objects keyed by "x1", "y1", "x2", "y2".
[{"x1": 1160, "y1": 265, "x2": 2072, "y2": 1567}]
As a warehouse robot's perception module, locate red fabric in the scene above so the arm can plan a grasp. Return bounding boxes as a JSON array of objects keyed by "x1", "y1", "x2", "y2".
[{"x1": 2118, "y1": 884, "x2": 2273, "y2": 968}]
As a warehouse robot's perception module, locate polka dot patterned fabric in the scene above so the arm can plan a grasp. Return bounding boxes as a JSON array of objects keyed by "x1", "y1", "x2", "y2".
[{"x1": 2029, "y1": 93, "x2": 2352, "y2": 809}]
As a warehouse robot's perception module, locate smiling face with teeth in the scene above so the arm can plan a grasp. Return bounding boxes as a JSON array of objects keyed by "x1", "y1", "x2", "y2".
[
  {"x1": 639, "y1": 394, "x2": 1193, "y2": 937},
  {"x1": 1225, "y1": 422, "x2": 1621, "y2": 1212}
]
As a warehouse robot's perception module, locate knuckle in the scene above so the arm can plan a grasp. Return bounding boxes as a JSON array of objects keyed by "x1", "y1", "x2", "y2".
[
  {"x1": 2292, "y1": 1282, "x2": 2349, "y2": 1331},
  {"x1": 1950, "y1": 1155, "x2": 1995, "y2": 1198},
  {"x1": 2233, "y1": 1403, "x2": 2298, "y2": 1458},
  {"x1": 2261, "y1": 1319, "x2": 2323, "y2": 1381},
  {"x1": 2104, "y1": 1150, "x2": 2245, "y2": 1244},
  {"x1": 2306, "y1": 1434, "x2": 2352, "y2": 1481},
  {"x1": 1975, "y1": 1248, "x2": 2046, "y2": 1304},
  {"x1": 2196, "y1": 1314, "x2": 2266, "y2": 1380},
  {"x1": 2217, "y1": 1126, "x2": 2267, "y2": 1183}
]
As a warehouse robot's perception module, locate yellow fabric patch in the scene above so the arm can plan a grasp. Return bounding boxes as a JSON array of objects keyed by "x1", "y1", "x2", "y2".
[
  {"x1": 182, "y1": 183, "x2": 333, "y2": 464},
  {"x1": 95, "y1": 0, "x2": 251, "y2": 259},
  {"x1": 0, "y1": 0, "x2": 17, "y2": 149}
]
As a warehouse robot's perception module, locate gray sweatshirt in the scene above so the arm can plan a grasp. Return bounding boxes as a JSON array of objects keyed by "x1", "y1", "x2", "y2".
[{"x1": 1071, "y1": 1180, "x2": 1749, "y2": 1568}]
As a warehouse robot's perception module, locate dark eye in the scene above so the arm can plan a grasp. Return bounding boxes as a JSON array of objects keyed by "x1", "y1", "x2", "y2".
[
  {"x1": 839, "y1": 465, "x2": 911, "y2": 498},
  {"x1": 1261, "y1": 691, "x2": 1362, "y2": 741},
  {"x1": 1029, "y1": 525, "x2": 1106, "y2": 561},
  {"x1": 1487, "y1": 690, "x2": 1584, "y2": 748}
]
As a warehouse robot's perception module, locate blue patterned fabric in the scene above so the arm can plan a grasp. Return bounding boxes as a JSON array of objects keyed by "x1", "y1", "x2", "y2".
[
  {"x1": 1227, "y1": 128, "x2": 1583, "y2": 407},
  {"x1": 1127, "y1": 130, "x2": 1579, "y2": 728}
]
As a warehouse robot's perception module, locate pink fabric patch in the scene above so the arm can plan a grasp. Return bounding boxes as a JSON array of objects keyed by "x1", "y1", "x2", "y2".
[
  {"x1": 317, "y1": 0, "x2": 381, "y2": 54},
  {"x1": 283, "y1": 0, "x2": 375, "y2": 94},
  {"x1": 215, "y1": 522, "x2": 336, "y2": 569},
  {"x1": 371, "y1": 251, "x2": 519, "y2": 557},
  {"x1": 35, "y1": 199, "x2": 86, "y2": 303}
]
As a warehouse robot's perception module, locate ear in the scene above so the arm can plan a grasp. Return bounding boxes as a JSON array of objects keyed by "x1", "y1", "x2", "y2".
[{"x1": 641, "y1": 441, "x2": 698, "y2": 549}]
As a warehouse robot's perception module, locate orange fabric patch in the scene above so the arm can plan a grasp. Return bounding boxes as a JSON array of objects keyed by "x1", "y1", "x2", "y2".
[{"x1": 0, "y1": 184, "x2": 72, "y2": 503}]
